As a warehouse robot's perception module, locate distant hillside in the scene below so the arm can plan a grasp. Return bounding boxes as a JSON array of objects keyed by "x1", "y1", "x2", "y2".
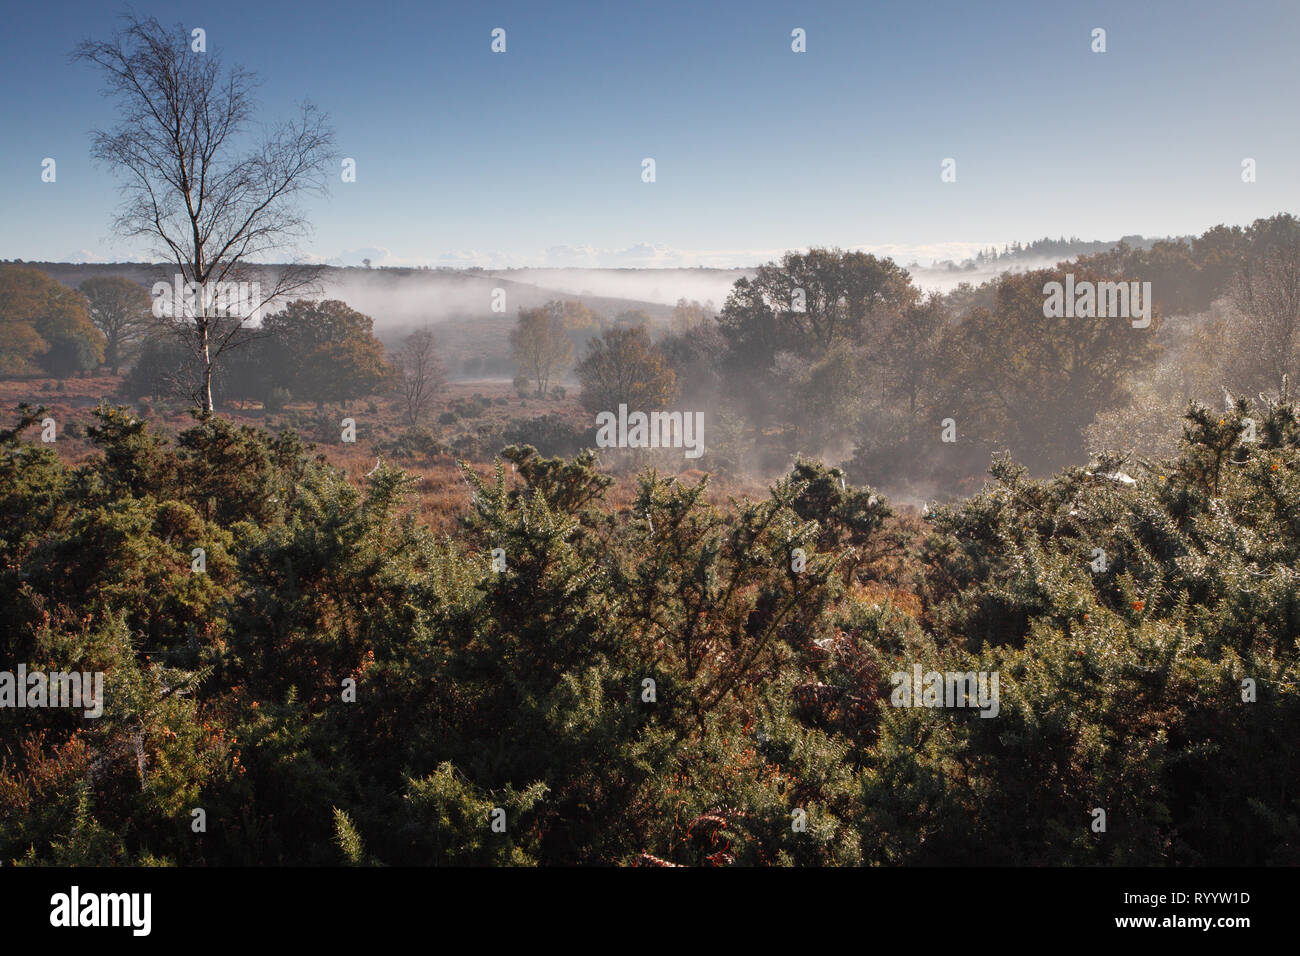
[
  {"x1": 902, "y1": 234, "x2": 1189, "y2": 295},
  {"x1": 7, "y1": 261, "x2": 750, "y2": 380},
  {"x1": 13, "y1": 262, "x2": 693, "y2": 322},
  {"x1": 946, "y1": 234, "x2": 1187, "y2": 271}
]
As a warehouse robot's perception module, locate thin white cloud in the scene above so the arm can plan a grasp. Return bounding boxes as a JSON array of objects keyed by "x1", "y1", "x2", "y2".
[
  {"x1": 324, "y1": 240, "x2": 1004, "y2": 272},
  {"x1": 60, "y1": 249, "x2": 110, "y2": 263}
]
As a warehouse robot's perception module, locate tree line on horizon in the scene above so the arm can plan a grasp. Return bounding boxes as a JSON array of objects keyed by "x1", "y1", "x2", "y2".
[
  {"x1": 651, "y1": 213, "x2": 1300, "y2": 493},
  {"x1": 498, "y1": 211, "x2": 1300, "y2": 495},
  {"x1": 3, "y1": 209, "x2": 1299, "y2": 500}
]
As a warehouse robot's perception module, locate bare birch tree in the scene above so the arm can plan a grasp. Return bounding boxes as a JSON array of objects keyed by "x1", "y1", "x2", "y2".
[
  {"x1": 74, "y1": 15, "x2": 335, "y2": 413},
  {"x1": 1228, "y1": 224, "x2": 1300, "y2": 396},
  {"x1": 395, "y1": 326, "x2": 447, "y2": 427}
]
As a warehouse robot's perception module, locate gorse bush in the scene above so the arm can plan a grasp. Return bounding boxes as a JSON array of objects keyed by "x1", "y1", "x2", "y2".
[
  {"x1": 0, "y1": 395, "x2": 1295, "y2": 865},
  {"x1": 501, "y1": 414, "x2": 589, "y2": 459}
]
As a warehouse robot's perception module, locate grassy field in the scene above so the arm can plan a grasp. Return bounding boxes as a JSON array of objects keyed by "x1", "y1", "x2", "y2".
[{"x1": 0, "y1": 374, "x2": 789, "y2": 536}]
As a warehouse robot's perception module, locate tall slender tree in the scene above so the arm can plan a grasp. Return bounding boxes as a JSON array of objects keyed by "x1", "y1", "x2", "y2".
[
  {"x1": 394, "y1": 326, "x2": 447, "y2": 426},
  {"x1": 74, "y1": 15, "x2": 335, "y2": 412}
]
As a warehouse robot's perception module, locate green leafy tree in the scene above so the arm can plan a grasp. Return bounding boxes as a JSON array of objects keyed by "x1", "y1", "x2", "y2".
[
  {"x1": 949, "y1": 268, "x2": 1162, "y2": 473},
  {"x1": 575, "y1": 326, "x2": 676, "y2": 415},
  {"x1": 0, "y1": 265, "x2": 104, "y2": 377},
  {"x1": 718, "y1": 248, "x2": 917, "y2": 364},
  {"x1": 261, "y1": 300, "x2": 391, "y2": 408},
  {"x1": 80, "y1": 276, "x2": 153, "y2": 374}
]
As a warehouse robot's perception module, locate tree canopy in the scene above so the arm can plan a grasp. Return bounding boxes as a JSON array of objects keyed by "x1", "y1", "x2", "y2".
[{"x1": 0, "y1": 264, "x2": 104, "y2": 377}]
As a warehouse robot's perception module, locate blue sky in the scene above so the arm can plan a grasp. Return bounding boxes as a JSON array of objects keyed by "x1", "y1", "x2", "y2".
[{"x1": 2, "y1": 0, "x2": 1297, "y2": 268}]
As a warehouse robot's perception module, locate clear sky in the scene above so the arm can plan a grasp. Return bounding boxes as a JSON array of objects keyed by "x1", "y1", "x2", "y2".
[{"x1": 1, "y1": 0, "x2": 1297, "y2": 268}]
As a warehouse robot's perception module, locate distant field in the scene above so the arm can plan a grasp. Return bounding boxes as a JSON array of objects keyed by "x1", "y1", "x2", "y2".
[{"x1": 0, "y1": 374, "x2": 769, "y2": 535}]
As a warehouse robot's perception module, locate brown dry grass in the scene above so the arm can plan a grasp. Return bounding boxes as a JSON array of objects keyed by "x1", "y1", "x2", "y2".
[{"x1": 2, "y1": 375, "x2": 772, "y2": 536}]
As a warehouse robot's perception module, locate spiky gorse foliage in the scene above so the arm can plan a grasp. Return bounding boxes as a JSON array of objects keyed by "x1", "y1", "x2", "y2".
[
  {"x1": 912, "y1": 389, "x2": 1300, "y2": 863},
  {"x1": 0, "y1": 396, "x2": 1296, "y2": 865}
]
